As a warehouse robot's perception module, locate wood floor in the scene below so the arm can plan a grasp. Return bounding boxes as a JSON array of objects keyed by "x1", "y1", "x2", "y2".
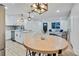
[{"x1": 6, "y1": 40, "x2": 76, "y2": 56}]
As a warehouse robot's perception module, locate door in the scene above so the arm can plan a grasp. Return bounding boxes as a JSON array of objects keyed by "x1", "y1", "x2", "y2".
[{"x1": 0, "y1": 4, "x2": 5, "y2": 56}]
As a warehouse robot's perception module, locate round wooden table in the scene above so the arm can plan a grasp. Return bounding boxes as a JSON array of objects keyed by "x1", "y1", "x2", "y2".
[{"x1": 23, "y1": 33, "x2": 68, "y2": 56}]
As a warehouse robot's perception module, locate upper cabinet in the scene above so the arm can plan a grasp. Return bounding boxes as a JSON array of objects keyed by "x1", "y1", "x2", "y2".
[{"x1": 5, "y1": 15, "x2": 17, "y2": 25}]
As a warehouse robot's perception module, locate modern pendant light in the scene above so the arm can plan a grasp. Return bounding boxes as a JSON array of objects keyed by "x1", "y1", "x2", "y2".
[
  {"x1": 27, "y1": 12, "x2": 32, "y2": 21},
  {"x1": 17, "y1": 14, "x2": 24, "y2": 25}
]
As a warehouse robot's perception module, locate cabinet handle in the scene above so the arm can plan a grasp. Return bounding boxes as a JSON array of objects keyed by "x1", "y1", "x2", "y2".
[{"x1": 16, "y1": 34, "x2": 18, "y2": 36}]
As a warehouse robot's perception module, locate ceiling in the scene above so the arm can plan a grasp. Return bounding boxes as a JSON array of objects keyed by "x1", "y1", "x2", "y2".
[{"x1": 3, "y1": 3, "x2": 73, "y2": 20}]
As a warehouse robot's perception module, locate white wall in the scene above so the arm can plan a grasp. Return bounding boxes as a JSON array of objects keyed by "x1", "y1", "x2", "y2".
[
  {"x1": 24, "y1": 18, "x2": 68, "y2": 33},
  {"x1": 6, "y1": 16, "x2": 68, "y2": 32},
  {"x1": 70, "y1": 4, "x2": 79, "y2": 55}
]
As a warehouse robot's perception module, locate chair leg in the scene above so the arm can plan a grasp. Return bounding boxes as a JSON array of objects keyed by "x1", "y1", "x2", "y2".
[
  {"x1": 29, "y1": 50, "x2": 32, "y2": 56},
  {"x1": 26, "y1": 51, "x2": 28, "y2": 56},
  {"x1": 39, "y1": 53, "x2": 41, "y2": 56},
  {"x1": 32, "y1": 52, "x2": 36, "y2": 56},
  {"x1": 58, "y1": 50, "x2": 62, "y2": 55},
  {"x1": 47, "y1": 54, "x2": 51, "y2": 56},
  {"x1": 26, "y1": 49, "x2": 29, "y2": 56},
  {"x1": 53, "y1": 53, "x2": 56, "y2": 56}
]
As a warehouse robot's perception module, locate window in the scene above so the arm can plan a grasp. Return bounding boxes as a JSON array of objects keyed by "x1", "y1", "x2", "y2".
[{"x1": 52, "y1": 22, "x2": 60, "y2": 29}]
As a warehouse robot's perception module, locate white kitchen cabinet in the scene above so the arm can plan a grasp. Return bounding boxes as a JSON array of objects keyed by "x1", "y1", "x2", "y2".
[
  {"x1": 5, "y1": 30, "x2": 11, "y2": 40},
  {"x1": 15, "y1": 30, "x2": 24, "y2": 44},
  {"x1": 6, "y1": 15, "x2": 17, "y2": 25}
]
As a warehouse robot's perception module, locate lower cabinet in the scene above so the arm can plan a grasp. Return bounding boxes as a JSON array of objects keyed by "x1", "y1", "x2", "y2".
[
  {"x1": 11, "y1": 31, "x2": 15, "y2": 41},
  {"x1": 5, "y1": 30, "x2": 11, "y2": 40},
  {"x1": 15, "y1": 30, "x2": 23, "y2": 44}
]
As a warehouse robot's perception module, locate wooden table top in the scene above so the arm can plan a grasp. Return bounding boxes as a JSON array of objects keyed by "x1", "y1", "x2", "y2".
[{"x1": 23, "y1": 33, "x2": 68, "y2": 54}]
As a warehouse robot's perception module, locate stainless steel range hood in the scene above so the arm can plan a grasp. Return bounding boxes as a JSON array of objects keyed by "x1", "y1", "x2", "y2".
[{"x1": 0, "y1": 4, "x2": 5, "y2": 56}]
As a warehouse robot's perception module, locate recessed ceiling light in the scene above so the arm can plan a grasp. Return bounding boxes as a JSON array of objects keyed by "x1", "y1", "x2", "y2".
[
  {"x1": 5, "y1": 7, "x2": 8, "y2": 9},
  {"x1": 56, "y1": 10, "x2": 60, "y2": 13}
]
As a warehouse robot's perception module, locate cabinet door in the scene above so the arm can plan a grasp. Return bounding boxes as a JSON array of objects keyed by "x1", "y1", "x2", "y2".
[
  {"x1": 15, "y1": 31, "x2": 19, "y2": 41},
  {"x1": 15, "y1": 31, "x2": 23, "y2": 44},
  {"x1": 6, "y1": 15, "x2": 16, "y2": 25},
  {"x1": 19, "y1": 32, "x2": 23, "y2": 43},
  {"x1": 5, "y1": 30, "x2": 11, "y2": 40}
]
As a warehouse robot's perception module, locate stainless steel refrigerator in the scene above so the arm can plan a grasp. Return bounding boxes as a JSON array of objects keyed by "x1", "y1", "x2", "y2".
[{"x1": 0, "y1": 4, "x2": 5, "y2": 56}]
